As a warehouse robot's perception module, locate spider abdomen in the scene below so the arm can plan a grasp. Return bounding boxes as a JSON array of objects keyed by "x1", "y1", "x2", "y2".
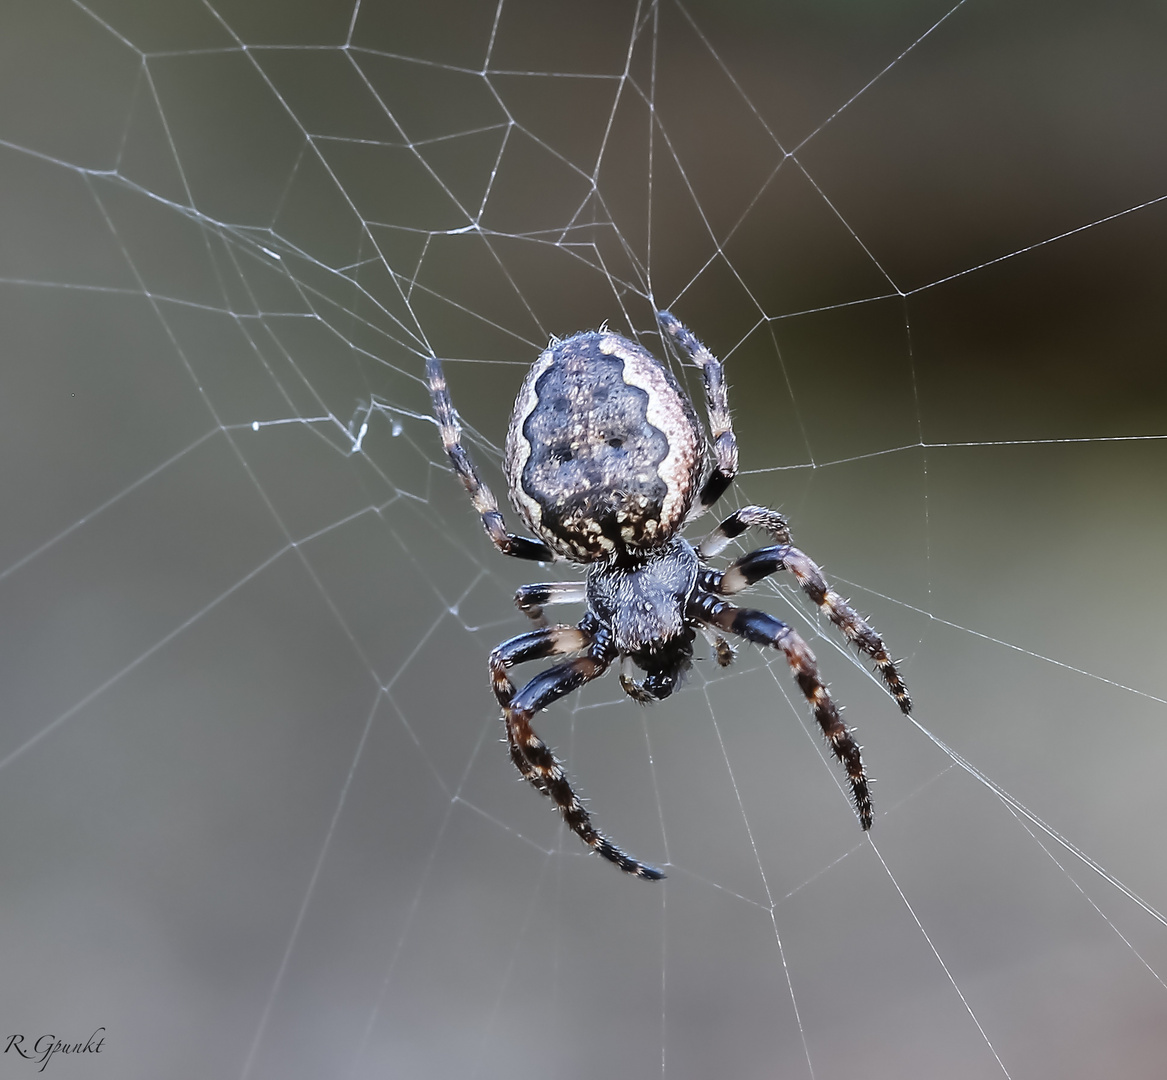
[{"x1": 505, "y1": 330, "x2": 704, "y2": 561}]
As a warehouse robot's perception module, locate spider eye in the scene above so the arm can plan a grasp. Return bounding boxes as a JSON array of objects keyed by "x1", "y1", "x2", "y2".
[{"x1": 607, "y1": 437, "x2": 625, "y2": 449}]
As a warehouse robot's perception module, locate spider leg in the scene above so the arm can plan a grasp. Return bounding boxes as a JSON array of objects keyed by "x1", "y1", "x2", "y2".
[
  {"x1": 514, "y1": 580, "x2": 587, "y2": 625},
  {"x1": 656, "y1": 310, "x2": 737, "y2": 514},
  {"x1": 711, "y1": 544, "x2": 912, "y2": 714},
  {"x1": 489, "y1": 627, "x2": 664, "y2": 880},
  {"x1": 490, "y1": 625, "x2": 591, "y2": 705},
  {"x1": 490, "y1": 626, "x2": 594, "y2": 800},
  {"x1": 691, "y1": 594, "x2": 873, "y2": 829},
  {"x1": 698, "y1": 505, "x2": 792, "y2": 558},
  {"x1": 427, "y1": 356, "x2": 555, "y2": 562}
]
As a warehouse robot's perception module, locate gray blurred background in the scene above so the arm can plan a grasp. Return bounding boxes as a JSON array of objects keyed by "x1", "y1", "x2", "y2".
[{"x1": 0, "y1": 1, "x2": 1165, "y2": 1078}]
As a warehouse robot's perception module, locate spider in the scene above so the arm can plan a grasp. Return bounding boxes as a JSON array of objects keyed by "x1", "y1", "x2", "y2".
[{"x1": 427, "y1": 311, "x2": 911, "y2": 879}]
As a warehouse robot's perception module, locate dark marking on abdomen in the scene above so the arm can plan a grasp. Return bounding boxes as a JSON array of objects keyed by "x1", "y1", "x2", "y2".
[{"x1": 521, "y1": 348, "x2": 669, "y2": 554}]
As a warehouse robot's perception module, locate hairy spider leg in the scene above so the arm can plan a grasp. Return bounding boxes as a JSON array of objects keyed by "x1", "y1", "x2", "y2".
[
  {"x1": 489, "y1": 626, "x2": 665, "y2": 880},
  {"x1": 427, "y1": 356, "x2": 554, "y2": 562},
  {"x1": 656, "y1": 310, "x2": 737, "y2": 513},
  {"x1": 713, "y1": 544, "x2": 912, "y2": 714},
  {"x1": 691, "y1": 595, "x2": 873, "y2": 829},
  {"x1": 698, "y1": 505, "x2": 792, "y2": 557},
  {"x1": 513, "y1": 580, "x2": 587, "y2": 625},
  {"x1": 694, "y1": 507, "x2": 794, "y2": 667}
]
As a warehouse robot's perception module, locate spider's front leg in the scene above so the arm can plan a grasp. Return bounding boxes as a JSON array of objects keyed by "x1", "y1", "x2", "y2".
[
  {"x1": 691, "y1": 593, "x2": 873, "y2": 828},
  {"x1": 489, "y1": 625, "x2": 665, "y2": 880},
  {"x1": 427, "y1": 356, "x2": 554, "y2": 562},
  {"x1": 713, "y1": 542, "x2": 911, "y2": 714}
]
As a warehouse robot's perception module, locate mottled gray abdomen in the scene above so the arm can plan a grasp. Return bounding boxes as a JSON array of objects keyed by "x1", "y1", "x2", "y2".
[{"x1": 504, "y1": 331, "x2": 704, "y2": 561}]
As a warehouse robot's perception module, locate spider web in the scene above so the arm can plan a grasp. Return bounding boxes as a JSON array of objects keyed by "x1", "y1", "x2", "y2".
[{"x1": 2, "y1": 1, "x2": 1165, "y2": 1077}]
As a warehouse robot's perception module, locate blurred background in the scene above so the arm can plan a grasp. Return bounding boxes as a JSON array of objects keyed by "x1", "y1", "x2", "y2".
[{"x1": 0, "y1": 1, "x2": 1165, "y2": 1077}]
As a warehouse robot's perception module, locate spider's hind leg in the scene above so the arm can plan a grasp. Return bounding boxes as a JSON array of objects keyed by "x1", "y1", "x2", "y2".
[
  {"x1": 427, "y1": 356, "x2": 554, "y2": 562},
  {"x1": 657, "y1": 310, "x2": 737, "y2": 514}
]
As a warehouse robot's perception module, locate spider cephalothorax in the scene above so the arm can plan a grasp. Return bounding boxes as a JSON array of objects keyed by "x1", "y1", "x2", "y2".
[{"x1": 428, "y1": 311, "x2": 911, "y2": 879}]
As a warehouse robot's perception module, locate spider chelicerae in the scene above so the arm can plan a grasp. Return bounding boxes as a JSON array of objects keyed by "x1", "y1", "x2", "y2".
[{"x1": 427, "y1": 310, "x2": 911, "y2": 879}]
